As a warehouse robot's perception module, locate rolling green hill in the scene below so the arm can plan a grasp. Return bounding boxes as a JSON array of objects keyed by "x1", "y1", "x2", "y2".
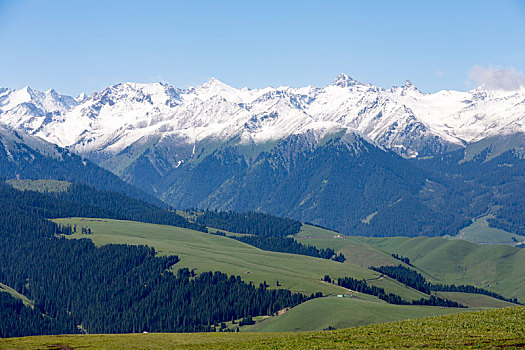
[
  {"x1": 296, "y1": 224, "x2": 402, "y2": 268},
  {"x1": 295, "y1": 225, "x2": 525, "y2": 302},
  {"x1": 1, "y1": 307, "x2": 523, "y2": 349},
  {"x1": 452, "y1": 214, "x2": 525, "y2": 245},
  {"x1": 347, "y1": 236, "x2": 525, "y2": 302},
  {"x1": 56, "y1": 218, "x2": 427, "y2": 301},
  {"x1": 242, "y1": 296, "x2": 473, "y2": 332},
  {"x1": 432, "y1": 292, "x2": 516, "y2": 308}
]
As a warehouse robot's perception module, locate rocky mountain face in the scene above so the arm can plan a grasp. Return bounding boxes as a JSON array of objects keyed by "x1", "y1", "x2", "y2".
[{"x1": 1, "y1": 75, "x2": 524, "y2": 236}]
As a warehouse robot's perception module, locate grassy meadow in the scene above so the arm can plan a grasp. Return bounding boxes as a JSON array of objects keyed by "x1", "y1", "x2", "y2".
[
  {"x1": 54, "y1": 218, "x2": 426, "y2": 301},
  {"x1": 1, "y1": 307, "x2": 523, "y2": 349},
  {"x1": 352, "y1": 236, "x2": 525, "y2": 302},
  {"x1": 432, "y1": 291, "x2": 517, "y2": 308},
  {"x1": 296, "y1": 225, "x2": 525, "y2": 302},
  {"x1": 453, "y1": 214, "x2": 525, "y2": 245},
  {"x1": 241, "y1": 296, "x2": 474, "y2": 332}
]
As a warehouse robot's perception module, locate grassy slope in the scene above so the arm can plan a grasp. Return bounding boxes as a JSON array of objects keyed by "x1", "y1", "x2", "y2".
[
  {"x1": 55, "y1": 218, "x2": 426, "y2": 300},
  {"x1": 351, "y1": 236, "x2": 525, "y2": 302},
  {"x1": 242, "y1": 296, "x2": 473, "y2": 332},
  {"x1": 1, "y1": 307, "x2": 523, "y2": 349},
  {"x1": 432, "y1": 291, "x2": 516, "y2": 308},
  {"x1": 5, "y1": 179, "x2": 71, "y2": 193},
  {"x1": 452, "y1": 214, "x2": 525, "y2": 245},
  {"x1": 297, "y1": 225, "x2": 525, "y2": 302},
  {"x1": 296, "y1": 224, "x2": 409, "y2": 268}
]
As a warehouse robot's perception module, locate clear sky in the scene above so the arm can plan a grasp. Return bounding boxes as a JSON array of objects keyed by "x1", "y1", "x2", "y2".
[{"x1": 0, "y1": 0, "x2": 524, "y2": 95}]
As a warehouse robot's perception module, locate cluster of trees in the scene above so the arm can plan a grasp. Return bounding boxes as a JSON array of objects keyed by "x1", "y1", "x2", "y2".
[
  {"x1": 370, "y1": 264, "x2": 520, "y2": 304},
  {"x1": 431, "y1": 284, "x2": 520, "y2": 304},
  {"x1": 487, "y1": 197, "x2": 525, "y2": 235},
  {"x1": 0, "y1": 182, "x2": 315, "y2": 337},
  {"x1": 196, "y1": 210, "x2": 302, "y2": 237},
  {"x1": 231, "y1": 235, "x2": 345, "y2": 262},
  {"x1": 1, "y1": 181, "x2": 206, "y2": 232},
  {"x1": 391, "y1": 254, "x2": 411, "y2": 265},
  {"x1": 0, "y1": 292, "x2": 75, "y2": 338},
  {"x1": 335, "y1": 276, "x2": 464, "y2": 308},
  {"x1": 370, "y1": 265, "x2": 431, "y2": 294},
  {"x1": 304, "y1": 222, "x2": 340, "y2": 233},
  {"x1": 55, "y1": 224, "x2": 91, "y2": 235},
  {"x1": 238, "y1": 316, "x2": 255, "y2": 326}
]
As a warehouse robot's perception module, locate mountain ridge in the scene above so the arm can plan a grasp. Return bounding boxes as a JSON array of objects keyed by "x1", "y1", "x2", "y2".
[
  {"x1": 2, "y1": 76, "x2": 524, "y2": 238},
  {"x1": 1, "y1": 75, "x2": 524, "y2": 161}
]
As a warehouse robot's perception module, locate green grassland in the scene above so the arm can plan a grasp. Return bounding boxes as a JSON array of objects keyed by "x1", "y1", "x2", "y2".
[
  {"x1": 1, "y1": 307, "x2": 523, "y2": 349},
  {"x1": 452, "y1": 214, "x2": 525, "y2": 245},
  {"x1": 296, "y1": 224, "x2": 409, "y2": 268},
  {"x1": 54, "y1": 218, "x2": 426, "y2": 301},
  {"x1": 242, "y1": 296, "x2": 474, "y2": 332},
  {"x1": 296, "y1": 225, "x2": 525, "y2": 303},
  {"x1": 6, "y1": 179, "x2": 71, "y2": 193},
  {"x1": 350, "y1": 236, "x2": 525, "y2": 302},
  {"x1": 432, "y1": 291, "x2": 517, "y2": 308}
]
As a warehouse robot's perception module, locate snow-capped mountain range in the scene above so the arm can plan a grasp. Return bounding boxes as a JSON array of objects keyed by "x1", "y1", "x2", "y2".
[{"x1": 1, "y1": 74, "x2": 524, "y2": 159}]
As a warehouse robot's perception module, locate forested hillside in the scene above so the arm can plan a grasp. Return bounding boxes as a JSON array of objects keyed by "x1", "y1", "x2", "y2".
[
  {"x1": 2, "y1": 181, "x2": 206, "y2": 232},
  {"x1": 158, "y1": 133, "x2": 525, "y2": 238},
  {"x1": 0, "y1": 183, "x2": 313, "y2": 337},
  {"x1": 196, "y1": 210, "x2": 302, "y2": 237},
  {"x1": 161, "y1": 134, "x2": 473, "y2": 237},
  {"x1": 415, "y1": 147, "x2": 525, "y2": 235},
  {"x1": 0, "y1": 126, "x2": 162, "y2": 206}
]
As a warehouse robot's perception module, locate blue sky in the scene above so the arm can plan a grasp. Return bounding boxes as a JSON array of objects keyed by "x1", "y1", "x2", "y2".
[{"x1": 0, "y1": 0, "x2": 524, "y2": 95}]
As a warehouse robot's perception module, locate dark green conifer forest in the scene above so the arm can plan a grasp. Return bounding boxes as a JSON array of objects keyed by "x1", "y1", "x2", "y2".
[{"x1": 0, "y1": 182, "x2": 314, "y2": 337}]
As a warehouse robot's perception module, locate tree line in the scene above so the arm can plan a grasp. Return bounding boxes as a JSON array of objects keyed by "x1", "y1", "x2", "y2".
[
  {"x1": 0, "y1": 182, "x2": 317, "y2": 337},
  {"x1": 370, "y1": 264, "x2": 520, "y2": 304},
  {"x1": 2, "y1": 180, "x2": 207, "y2": 232},
  {"x1": 334, "y1": 276, "x2": 464, "y2": 308},
  {"x1": 391, "y1": 254, "x2": 411, "y2": 265},
  {"x1": 196, "y1": 210, "x2": 302, "y2": 237},
  {"x1": 229, "y1": 234, "x2": 345, "y2": 262}
]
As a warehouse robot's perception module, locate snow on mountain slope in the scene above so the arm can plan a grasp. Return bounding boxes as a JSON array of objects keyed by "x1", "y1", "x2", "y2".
[
  {"x1": 0, "y1": 75, "x2": 524, "y2": 160},
  {"x1": 0, "y1": 124, "x2": 62, "y2": 160},
  {"x1": 0, "y1": 86, "x2": 78, "y2": 133},
  {"x1": 386, "y1": 81, "x2": 525, "y2": 143}
]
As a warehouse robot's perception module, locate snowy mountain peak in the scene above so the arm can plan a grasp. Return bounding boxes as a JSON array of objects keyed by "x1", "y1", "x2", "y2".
[
  {"x1": 332, "y1": 73, "x2": 358, "y2": 88},
  {"x1": 389, "y1": 80, "x2": 422, "y2": 96},
  {"x1": 75, "y1": 92, "x2": 87, "y2": 103},
  {"x1": 197, "y1": 77, "x2": 236, "y2": 92},
  {"x1": 194, "y1": 77, "x2": 245, "y2": 103},
  {"x1": 1, "y1": 75, "x2": 524, "y2": 160}
]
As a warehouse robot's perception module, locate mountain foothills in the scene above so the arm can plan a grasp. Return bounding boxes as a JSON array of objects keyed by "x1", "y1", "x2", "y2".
[
  {"x1": 1, "y1": 76, "x2": 524, "y2": 237},
  {"x1": 0, "y1": 179, "x2": 522, "y2": 338},
  {"x1": 0, "y1": 181, "x2": 323, "y2": 337}
]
